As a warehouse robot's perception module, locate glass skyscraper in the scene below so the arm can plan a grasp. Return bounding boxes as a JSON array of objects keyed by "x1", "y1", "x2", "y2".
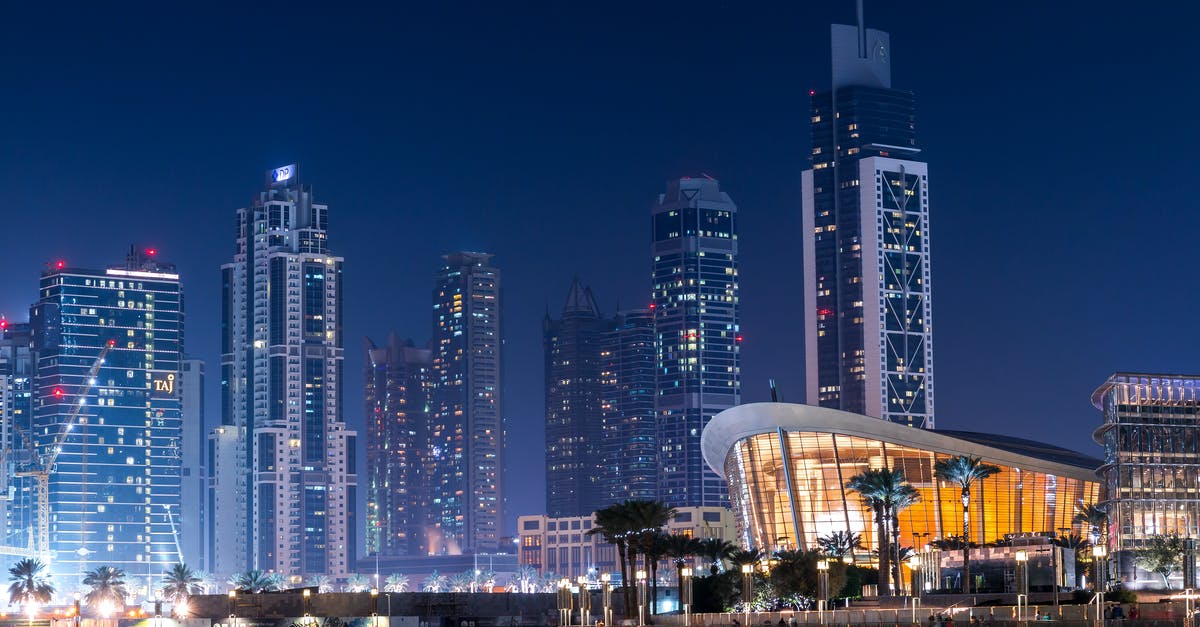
[
  {"x1": 0, "y1": 322, "x2": 34, "y2": 551},
  {"x1": 28, "y1": 248, "x2": 182, "y2": 585},
  {"x1": 431, "y1": 252, "x2": 502, "y2": 552},
  {"x1": 543, "y1": 278, "x2": 605, "y2": 518},
  {"x1": 652, "y1": 176, "x2": 740, "y2": 507},
  {"x1": 364, "y1": 333, "x2": 433, "y2": 558},
  {"x1": 214, "y1": 164, "x2": 357, "y2": 580},
  {"x1": 802, "y1": 20, "x2": 935, "y2": 428},
  {"x1": 598, "y1": 308, "x2": 657, "y2": 507}
]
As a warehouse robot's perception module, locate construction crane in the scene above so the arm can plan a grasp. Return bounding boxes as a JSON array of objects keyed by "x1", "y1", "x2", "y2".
[{"x1": 14, "y1": 339, "x2": 115, "y2": 560}]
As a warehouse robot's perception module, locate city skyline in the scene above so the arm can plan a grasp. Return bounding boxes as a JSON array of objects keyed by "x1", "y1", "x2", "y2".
[{"x1": 1, "y1": 2, "x2": 1197, "y2": 548}]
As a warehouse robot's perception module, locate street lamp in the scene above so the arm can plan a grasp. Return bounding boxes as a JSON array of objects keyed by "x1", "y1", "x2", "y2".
[
  {"x1": 1092, "y1": 546, "x2": 1108, "y2": 622},
  {"x1": 909, "y1": 554, "x2": 922, "y2": 600},
  {"x1": 741, "y1": 564, "x2": 754, "y2": 626},
  {"x1": 558, "y1": 578, "x2": 573, "y2": 627},
  {"x1": 370, "y1": 588, "x2": 379, "y2": 627},
  {"x1": 73, "y1": 593, "x2": 81, "y2": 627},
  {"x1": 816, "y1": 559, "x2": 830, "y2": 624},
  {"x1": 1015, "y1": 550, "x2": 1029, "y2": 621},
  {"x1": 680, "y1": 567, "x2": 693, "y2": 627},
  {"x1": 636, "y1": 570, "x2": 648, "y2": 627},
  {"x1": 600, "y1": 573, "x2": 613, "y2": 627},
  {"x1": 577, "y1": 576, "x2": 591, "y2": 627},
  {"x1": 303, "y1": 588, "x2": 312, "y2": 617}
]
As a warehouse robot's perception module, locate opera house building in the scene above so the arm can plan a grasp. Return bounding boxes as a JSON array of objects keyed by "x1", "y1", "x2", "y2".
[{"x1": 702, "y1": 403, "x2": 1102, "y2": 557}]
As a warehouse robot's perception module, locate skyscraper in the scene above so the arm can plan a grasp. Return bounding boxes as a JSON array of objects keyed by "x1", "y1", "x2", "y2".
[
  {"x1": 597, "y1": 308, "x2": 657, "y2": 507},
  {"x1": 179, "y1": 359, "x2": 206, "y2": 570},
  {"x1": 0, "y1": 321, "x2": 34, "y2": 550},
  {"x1": 430, "y1": 252, "x2": 502, "y2": 552},
  {"x1": 801, "y1": 17, "x2": 935, "y2": 428},
  {"x1": 543, "y1": 278, "x2": 605, "y2": 518},
  {"x1": 652, "y1": 177, "x2": 741, "y2": 508},
  {"x1": 28, "y1": 248, "x2": 182, "y2": 583},
  {"x1": 364, "y1": 334, "x2": 433, "y2": 558},
  {"x1": 215, "y1": 164, "x2": 357, "y2": 579}
]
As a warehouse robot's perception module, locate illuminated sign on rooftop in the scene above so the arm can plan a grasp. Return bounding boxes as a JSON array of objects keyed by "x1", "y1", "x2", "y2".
[{"x1": 270, "y1": 163, "x2": 297, "y2": 186}]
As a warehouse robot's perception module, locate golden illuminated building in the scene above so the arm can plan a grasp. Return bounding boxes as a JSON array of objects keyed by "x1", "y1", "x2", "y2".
[{"x1": 701, "y1": 403, "x2": 1101, "y2": 558}]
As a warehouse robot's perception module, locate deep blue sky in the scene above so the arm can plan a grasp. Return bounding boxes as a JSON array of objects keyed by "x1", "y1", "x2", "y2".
[{"x1": 2, "y1": 2, "x2": 1198, "y2": 542}]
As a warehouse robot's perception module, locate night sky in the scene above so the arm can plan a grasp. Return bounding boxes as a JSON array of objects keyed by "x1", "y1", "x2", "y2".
[{"x1": 2, "y1": 2, "x2": 1198, "y2": 545}]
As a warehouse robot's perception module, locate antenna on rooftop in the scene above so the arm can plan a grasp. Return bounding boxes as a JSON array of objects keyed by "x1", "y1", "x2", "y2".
[{"x1": 769, "y1": 378, "x2": 783, "y2": 403}]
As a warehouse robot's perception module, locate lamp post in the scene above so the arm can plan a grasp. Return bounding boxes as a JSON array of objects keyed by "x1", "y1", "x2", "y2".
[
  {"x1": 74, "y1": 593, "x2": 81, "y2": 627},
  {"x1": 577, "y1": 576, "x2": 591, "y2": 627},
  {"x1": 1015, "y1": 550, "x2": 1028, "y2": 621},
  {"x1": 1092, "y1": 545, "x2": 1107, "y2": 621},
  {"x1": 370, "y1": 588, "x2": 379, "y2": 627},
  {"x1": 601, "y1": 573, "x2": 613, "y2": 627},
  {"x1": 558, "y1": 578, "x2": 574, "y2": 627},
  {"x1": 228, "y1": 589, "x2": 237, "y2": 627},
  {"x1": 636, "y1": 570, "x2": 648, "y2": 627},
  {"x1": 816, "y1": 559, "x2": 829, "y2": 624},
  {"x1": 909, "y1": 554, "x2": 922, "y2": 600},
  {"x1": 681, "y1": 567, "x2": 693, "y2": 627},
  {"x1": 741, "y1": 564, "x2": 754, "y2": 626},
  {"x1": 303, "y1": 588, "x2": 312, "y2": 618}
]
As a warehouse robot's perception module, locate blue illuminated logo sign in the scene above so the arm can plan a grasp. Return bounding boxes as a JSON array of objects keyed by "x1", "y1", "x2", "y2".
[{"x1": 271, "y1": 163, "x2": 296, "y2": 184}]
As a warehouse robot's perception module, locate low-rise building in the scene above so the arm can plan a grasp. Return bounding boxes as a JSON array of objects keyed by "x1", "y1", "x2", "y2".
[{"x1": 517, "y1": 506, "x2": 736, "y2": 581}]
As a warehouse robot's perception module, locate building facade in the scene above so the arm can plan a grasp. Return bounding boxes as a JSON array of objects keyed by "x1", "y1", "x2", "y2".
[
  {"x1": 0, "y1": 321, "x2": 34, "y2": 552},
  {"x1": 801, "y1": 20, "x2": 935, "y2": 428},
  {"x1": 179, "y1": 359, "x2": 206, "y2": 570},
  {"x1": 1093, "y1": 373, "x2": 1200, "y2": 587},
  {"x1": 517, "y1": 506, "x2": 736, "y2": 581},
  {"x1": 543, "y1": 278, "x2": 606, "y2": 518},
  {"x1": 652, "y1": 177, "x2": 740, "y2": 508},
  {"x1": 597, "y1": 309, "x2": 657, "y2": 507},
  {"x1": 702, "y1": 403, "x2": 1101, "y2": 560},
  {"x1": 28, "y1": 248, "x2": 183, "y2": 586},
  {"x1": 215, "y1": 164, "x2": 357, "y2": 580},
  {"x1": 431, "y1": 252, "x2": 503, "y2": 552},
  {"x1": 365, "y1": 333, "x2": 433, "y2": 558}
]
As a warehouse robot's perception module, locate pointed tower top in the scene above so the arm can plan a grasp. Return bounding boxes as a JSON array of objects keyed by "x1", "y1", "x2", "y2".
[{"x1": 561, "y1": 276, "x2": 600, "y2": 317}]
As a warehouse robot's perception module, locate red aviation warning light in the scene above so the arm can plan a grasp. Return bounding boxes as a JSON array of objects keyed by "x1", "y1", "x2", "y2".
[
  {"x1": 107, "y1": 339, "x2": 116, "y2": 347},
  {"x1": 0, "y1": 317, "x2": 7, "y2": 331},
  {"x1": 145, "y1": 248, "x2": 157, "y2": 256},
  {"x1": 736, "y1": 334, "x2": 744, "y2": 343},
  {"x1": 53, "y1": 388, "x2": 64, "y2": 398},
  {"x1": 55, "y1": 260, "x2": 65, "y2": 270}
]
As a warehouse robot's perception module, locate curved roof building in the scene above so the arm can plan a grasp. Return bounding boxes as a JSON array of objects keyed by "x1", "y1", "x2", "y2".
[{"x1": 702, "y1": 403, "x2": 1102, "y2": 555}]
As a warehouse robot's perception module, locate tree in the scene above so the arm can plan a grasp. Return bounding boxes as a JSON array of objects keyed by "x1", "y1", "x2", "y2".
[
  {"x1": 308, "y1": 575, "x2": 333, "y2": 593},
  {"x1": 934, "y1": 455, "x2": 999, "y2": 594},
  {"x1": 421, "y1": 570, "x2": 447, "y2": 592},
  {"x1": 344, "y1": 574, "x2": 371, "y2": 592},
  {"x1": 729, "y1": 547, "x2": 764, "y2": 567},
  {"x1": 160, "y1": 563, "x2": 202, "y2": 605},
  {"x1": 847, "y1": 468, "x2": 911, "y2": 596},
  {"x1": 817, "y1": 531, "x2": 864, "y2": 560},
  {"x1": 83, "y1": 566, "x2": 129, "y2": 612},
  {"x1": 1134, "y1": 533, "x2": 1187, "y2": 589},
  {"x1": 589, "y1": 502, "x2": 634, "y2": 616},
  {"x1": 448, "y1": 572, "x2": 473, "y2": 592},
  {"x1": 384, "y1": 573, "x2": 410, "y2": 593},
  {"x1": 1073, "y1": 504, "x2": 1108, "y2": 546},
  {"x1": 192, "y1": 570, "x2": 215, "y2": 594},
  {"x1": 229, "y1": 570, "x2": 283, "y2": 593},
  {"x1": 624, "y1": 500, "x2": 676, "y2": 615},
  {"x1": 663, "y1": 533, "x2": 700, "y2": 610},
  {"x1": 888, "y1": 482, "x2": 921, "y2": 595},
  {"x1": 7, "y1": 559, "x2": 53, "y2": 607},
  {"x1": 696, "y1": 538, "x2": 737, "y2": 575}
]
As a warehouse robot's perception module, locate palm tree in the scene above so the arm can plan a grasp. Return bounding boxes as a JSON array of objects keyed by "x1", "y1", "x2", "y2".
[
  {"x1": 696, "y1": 538, "x2": 737, "y2": 575},
  {"x1": 83, "y1": 566, "x2": 129, "y2": 612},
  {"x1": 888, "y1": 482, "x2": 921, "y2": 595},
  {"x1": 729, "y1": 547, "x2": 764, "y2": 567},
  {"x1": 160, "y1": 563, "x2": 202, "y2": 605},
  {"x1": 192, "y1": 570, "x2": 214, "y2": 594},
  {"x1": 7, "y1": 559, "x2": 54, "y2": 607},
  {"x1": 384, "y1": 573, "x2": 410, "y2": 593},
  {"x1": 229, "y1": 569, "x2": 283, "y2": 593},
  {"x1": 421, "y1": 570, "x2": 447, "y2": 592},
  {"x1": 1074, "y1": 504, "x2": 1108, "y2": 546},
  {"x1": 846, "y1": 468, "x2": 894, "y2": 596},
  {"x1": 934, "y1": 455, "x2": 1000, "y2": 594},
  {"x1": 817, "y1": 531, "x2": 864, "y2": 560},
  {"x1": 512, "y1": 565, "x2": 538, "y2": 593},
  {"x1": 663, "y1": 533, "x2": 700, "y2": 604},
  {"x1": 641, "y1": 531, "x2": 671, "y2": 615},
  {"x1": 344, "y1": 574, "x2": 371, "y2": 592},
  {"x1": 308, "y1": 575, "x2": 333, "y2": 594},
  {"x1": 590, "y1": 502, "x2": 634, "y2": 616}
]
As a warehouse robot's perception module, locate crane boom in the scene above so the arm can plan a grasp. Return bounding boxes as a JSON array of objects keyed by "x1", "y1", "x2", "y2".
[{"x1": 13, "y1": 339, "x2": 114, "y2": 559}]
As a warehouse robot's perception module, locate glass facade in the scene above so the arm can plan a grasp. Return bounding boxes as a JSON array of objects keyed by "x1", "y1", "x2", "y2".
[
  {"x1": 653, "y1": 177, "x2": 740, "y2": 508},
  {"x1": 29, "y1": 252, "x2": 182, "y2": 586},
  {"x1": 706, "y1": 404, "x2": 1101, "y2": 561},
  {"x1": 598, "y1": 309, "x2": 657, "y2": 507},
  {"x1": 431, "y1": 252, "x2": 502, "y2": 552},
  {"x1": 1093, "y1": 374, "x2": 1200, "y2": 552}
]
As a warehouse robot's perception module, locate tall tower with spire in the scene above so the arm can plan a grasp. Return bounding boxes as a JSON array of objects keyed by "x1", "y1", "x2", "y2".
[
  {"x1": 543, "y1": 278, "x2": 607, "y2": 517},
  {"x1": 802, "y1": 7, "x2": 935, "y2": 428}
]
